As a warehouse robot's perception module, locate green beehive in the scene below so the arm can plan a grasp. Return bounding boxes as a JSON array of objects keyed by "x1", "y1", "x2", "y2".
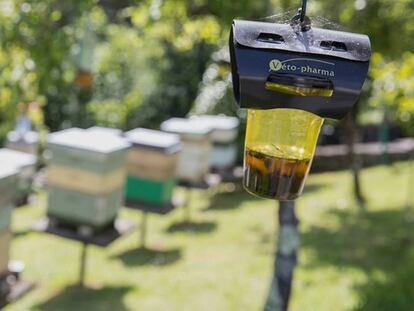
[
  {"x1": 125, "y1": 128, "x2": 181, "y2": 205},
  {"x1": 0, "y1": 149, "x2": 37, "y2": 204},
  {"x1": 46, "y1": 128, "x2": 131, "y2": 229}
]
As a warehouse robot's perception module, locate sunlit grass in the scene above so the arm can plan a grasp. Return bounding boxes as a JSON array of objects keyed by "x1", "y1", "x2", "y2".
[{"x1": 4, "y1": 161, "x2": 414, "y2": 311}]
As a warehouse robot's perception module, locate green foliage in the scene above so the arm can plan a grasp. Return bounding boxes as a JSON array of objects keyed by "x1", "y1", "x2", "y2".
[
  {"x1": 185, "y1": 0, "x2": 271, "y2": 23},
  {"x1": 87, "y1": 24, "x2": 149, "y2": 129},
  {"x1": 127, "y1": 41, "x2": 214, "y2": 129},
  {"x1": 369, "y1": 52, "x2": 414, "y2": 135},
  {"x1": 0, "y1": 46, "x2": 40, "y2": 140},
  {"x1": 120, "y1": 0, "x2": 226, "y2": 128},
  {"x1": 312, "y1": 0, "x2": 414, "y2": 55},
  {"x1": 0, "y1": 0, "x2": 97, "y2": 132},
  {"x1": 0, "y1": 0, "x2": 413, "y2": 137}
]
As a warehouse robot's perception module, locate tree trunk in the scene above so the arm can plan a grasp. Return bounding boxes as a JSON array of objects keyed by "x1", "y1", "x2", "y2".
[
  {"x1": 343, "y1": 104, "x2": 365, "y2": 205},
  {"x1": 264, "y1": 201, "x2": 299, "y2": 311}
]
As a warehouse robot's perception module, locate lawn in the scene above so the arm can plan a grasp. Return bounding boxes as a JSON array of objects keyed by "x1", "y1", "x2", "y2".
[{"x1": 4, "y1": 161, "x2": 414, "y2": 311}]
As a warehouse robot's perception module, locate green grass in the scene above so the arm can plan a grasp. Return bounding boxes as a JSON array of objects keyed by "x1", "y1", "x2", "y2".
[{"x1": 4, "y1": 161, "x2": 414, "y2": 311}]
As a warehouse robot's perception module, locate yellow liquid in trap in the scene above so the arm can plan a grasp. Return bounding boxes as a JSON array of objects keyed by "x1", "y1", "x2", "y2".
[{"x1": 243, "y1": 108, "x2": 324, "y2": 200}]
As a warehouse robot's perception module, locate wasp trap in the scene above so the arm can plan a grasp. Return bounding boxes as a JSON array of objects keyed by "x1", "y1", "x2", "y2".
[{"x1": 230, "y1": 9, "x2": 371, "y2": 201}]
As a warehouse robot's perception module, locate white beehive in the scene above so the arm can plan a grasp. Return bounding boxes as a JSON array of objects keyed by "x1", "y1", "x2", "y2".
[
  {"x1": 87, "y1": 126, "x2": 123, "y2": 137},
  {"x1": 190, "y1": 115, "x2": 240, "y2": 169},
  {"x1": 161, "y1": 118, "x2": 212, "y2": 183},
  {"x1": 0, "y1": 149, "x2": 37, "y2": 203},
  {"x1": 6, "y1": 131, "x2": 39, "y2": 155}
]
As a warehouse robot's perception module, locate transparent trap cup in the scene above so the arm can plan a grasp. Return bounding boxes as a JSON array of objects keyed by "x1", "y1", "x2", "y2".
[{"x1": 243, "y1": 108, "x2": 324, "y2": 201}]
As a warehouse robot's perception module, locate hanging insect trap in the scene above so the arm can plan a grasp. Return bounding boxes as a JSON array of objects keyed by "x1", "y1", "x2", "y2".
[{"x1": 230, "y1": 2, "x2": 371, "y2": 201}]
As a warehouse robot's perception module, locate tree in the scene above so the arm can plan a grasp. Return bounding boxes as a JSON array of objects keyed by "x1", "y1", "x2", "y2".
[
  {"x1": 0, "y1": 0, "x2": 98, "y2": 132},
  {"x1": 370, "y1": 52, "x2": 414, "y2": 136}
]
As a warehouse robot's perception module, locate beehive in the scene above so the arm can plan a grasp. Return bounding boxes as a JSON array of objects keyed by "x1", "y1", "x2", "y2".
[
  {"x1": 6, "y1": 131, "x2": 39, "y2": 155},
  {"x1": 0, "y1": 168, "x2": 18, "y2": 277},
  {"x1": 161, "y1": 118, "x2": 212, "y2": 183},
  {"x1": 46, "y1": 128, "x2": 131, "y2": 229},
  {"x1": 0, "y1": 167, "x2": 18, "y2": 232},
  {"x1": 124, "y1": 128, "x2": 180, "y2": 205},
  {"x1": 0, "y1": 205, "x2": 12, "y2": 232},
  {"x1": 190, "y1": 115, "x2": 240, "y2": 170},
  {"x1": 87, "y1": 126, "x2": 123, "y2": 136},
  {"x1": 0, "y1": 230, "x2": 11, "y2": 276},
  {"x1": 0, "y1": 149, "x2": 37, "y2": 203}
]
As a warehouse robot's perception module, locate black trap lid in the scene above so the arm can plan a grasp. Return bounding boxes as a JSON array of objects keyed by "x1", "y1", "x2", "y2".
[{"x1": 230, "y1": 19, "x2": 371, "y2": 120}]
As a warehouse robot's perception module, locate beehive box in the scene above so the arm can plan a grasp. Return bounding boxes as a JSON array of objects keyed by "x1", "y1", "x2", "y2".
[
  {"x1": 0, "y1": 167, "x2": 18, "y2": 231},
  {"x1": 87, "y1": 126, "x2": 123, "y2": 136},
  {"x1": 191, "y1": 115, "x2": 240, "y2": 169},
  {"x1": 47, "y1": 186, "x2": 123, "y2": 228},
  {"x1": 0, "y1": 168, "x2": 17, "y2": 276},
  {"x1": 0, "y1": 205, "x2": 13, "y2": 232},
  {"x1": 48, "y1": 128, "x2": 128, "y2": 174},
  {"x1": 124, "y1": 128, "x2": 181, "y2": 205},
  {"x1": 0, "y1": 149, "x2": 37, "y2": 203},
  {"x1": 46, "y1": 128, "x2": 131, "y2": 229},
  {"x1": 0, "y1": 230, "x2": 11, "y2": 276},
  {"x1": 161, "y1": 118, "x2": 212, "y2": 183},
  {"x1": 6, "y1": 131, "x2": 39, "y2": 155}
]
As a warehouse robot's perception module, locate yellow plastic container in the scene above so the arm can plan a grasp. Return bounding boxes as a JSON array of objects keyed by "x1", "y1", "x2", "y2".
[{"x1": 244, "y1": 108, "x2": 324, "y2": 200}]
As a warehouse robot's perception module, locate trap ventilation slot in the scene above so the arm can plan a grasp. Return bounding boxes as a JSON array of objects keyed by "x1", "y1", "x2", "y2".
[
  {"x1": 320, "y1": 41, "x2": 347, "y2": 52},
  {"x1": 257, "y1": 33, "x2": 284, "y2": 44}
]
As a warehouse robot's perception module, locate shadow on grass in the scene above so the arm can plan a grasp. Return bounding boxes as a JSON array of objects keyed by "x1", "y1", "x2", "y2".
[
  {"x1": 301, "y1": 208, "x2": 413, "y2": 272},
  {"x1": 301, "y1": 182, "x2": 329, "y2": 195},
  {"x1": 35, "y1": 285, "x2": 131, "y2": 311},
  {"x1": 351, "y1": 251, "x2": 414, "y2": 311},
  {"x1": 114, "y1": 247, "x2": 182, "y2": 267},
  {"x1": 205, "y1": 180, "x2": 328, "y2": 212},
  {"x1": 300, "y1": 207, "x2": 414, "y2": 309},
  {"x1": 13, "y1": 230, "x2": 31, "y2": 239},
  {"x1": 165, "y1": 221, "x2": 217, "y2": 234},
  {"x1": 204, "y1": 191, "x2": 261, "y2": 211}
]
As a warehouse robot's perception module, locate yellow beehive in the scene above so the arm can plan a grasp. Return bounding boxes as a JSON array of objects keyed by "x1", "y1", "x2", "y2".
[
  {"x1": 127, "y1": 147, "x2": 178, "y2": 181},
  {"x1": 47, "y1": 165, "x2": 126, "y2": 195}
]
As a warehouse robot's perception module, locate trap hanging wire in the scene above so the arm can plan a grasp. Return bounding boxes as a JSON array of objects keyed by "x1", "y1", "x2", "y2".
[
  {"x1": 300, "y1": 0, "x2": 307, "y2": 22},
  {"x1": 291, "y1": 0, "x2": 311, "y2": 31}
]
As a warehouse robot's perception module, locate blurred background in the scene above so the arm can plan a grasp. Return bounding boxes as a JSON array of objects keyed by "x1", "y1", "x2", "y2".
[{"x1": 0, "y1": 0, "x2": 413, "y2": 310}]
